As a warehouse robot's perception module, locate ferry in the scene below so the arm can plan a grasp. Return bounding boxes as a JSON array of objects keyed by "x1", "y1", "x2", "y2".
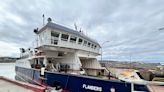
[{"x1": 15, "y1": 18, "x2": 150, "y2": 92}]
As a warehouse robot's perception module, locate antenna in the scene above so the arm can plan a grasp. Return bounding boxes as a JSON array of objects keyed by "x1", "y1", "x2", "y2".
[
  {"x1": 42, "y1": 14, "x2": 45, "y2": 26},
  {"x1": 74, "y1": 23, "x2": 77, "y2": 31},
  {"x1": 79, "y1": 28, "x2": 83, "y2": 34},
  {"x1": 85, "y1": 30, "x2": 87, "y2": 36}
]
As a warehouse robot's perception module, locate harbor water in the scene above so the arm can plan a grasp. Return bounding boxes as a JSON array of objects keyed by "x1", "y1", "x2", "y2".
[{"x1": 0, "y1": 63, "x2": 15, "y2": 79}]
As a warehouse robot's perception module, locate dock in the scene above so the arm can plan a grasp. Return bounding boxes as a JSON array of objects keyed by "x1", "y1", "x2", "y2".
[
  {"x1": 148, "y1": 85, "x2": 164, "y2": 92},
  {"x1": 0, "y1": 76, "x2": 45, "y2": 92}
]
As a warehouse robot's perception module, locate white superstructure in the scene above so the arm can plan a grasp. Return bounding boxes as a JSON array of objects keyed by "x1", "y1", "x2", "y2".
[{"x1": 16, "y1": 18, "x2": 105, "y2": 76}]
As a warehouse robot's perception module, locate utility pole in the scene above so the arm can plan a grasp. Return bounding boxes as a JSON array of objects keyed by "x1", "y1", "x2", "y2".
[{"x1": 101, "y1": 41, "x2": 110, "y2": 62}]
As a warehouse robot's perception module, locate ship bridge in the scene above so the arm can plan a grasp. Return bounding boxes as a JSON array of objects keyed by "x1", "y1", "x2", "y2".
[
  {"x1": 31, "y1": 18, "x2": 105, "y2": 76},
  {"x1": 34, "y1": 20, "x2": 100, "y2": 55}
]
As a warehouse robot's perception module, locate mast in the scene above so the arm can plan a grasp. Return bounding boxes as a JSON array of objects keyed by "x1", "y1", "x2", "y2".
[{"x1": 42, "y1": 14, "x2": 45, "y2": 26}]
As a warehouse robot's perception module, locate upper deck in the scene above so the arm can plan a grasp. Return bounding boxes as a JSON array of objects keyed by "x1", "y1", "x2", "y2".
[{"x1": 34, "y1": 20, "x2": 101, "y2": 55}]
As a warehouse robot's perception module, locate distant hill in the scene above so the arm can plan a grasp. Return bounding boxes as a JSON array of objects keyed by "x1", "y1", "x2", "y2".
[
  {"x1": 0, "y1": 57, "x2": 19, "y2": 63},
  {"x1": 99, "y1": 60, "x2": 162, "y2": 69}
]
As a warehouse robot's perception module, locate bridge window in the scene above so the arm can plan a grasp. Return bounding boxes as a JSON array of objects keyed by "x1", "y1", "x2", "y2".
[
  {"x1": 94, "y1": 45, "x2": 97, "y2": 49},
  {"x1": 88, "y1": 42, "x2": 91, "y2": 47},
  {"x1": 78, "y1": 38, "x2": 83, "y2": 44},
  {"x1": 58, "y1": 52, "x2": 64, "y2": 56},
  {"x1": 83, "y1": 40, "x2": 87, "y2": 46},
  {"x1": 51, "y1": 40, "x2": 58, "y2": 45},
  {"x1": 70, "y1": 36, "x2": 77, "y2": 43},
  {"x1": 51, "y1": 31, "x2": 60, "y2": 45},
  {"x1": 91, "y1": 44, "x2": 94, "y2": 48},
  {"x1": 51, "y1": 31, "x2": 60, "y2": 38},
  {"x1": 61, "y1": 34, "x2": 69, "y2": 41}
]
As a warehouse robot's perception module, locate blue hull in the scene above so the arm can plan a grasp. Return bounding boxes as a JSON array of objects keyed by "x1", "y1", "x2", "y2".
[{"x1": 15, "y1": 66, "x2": 150, "y2": 92}]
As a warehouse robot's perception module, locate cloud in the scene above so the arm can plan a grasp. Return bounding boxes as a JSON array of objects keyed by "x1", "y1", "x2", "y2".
[
  {"x1": 0, "y1": 41, "x2": 20, "y2": 57},
  {"x1": 0, "y1": 0, "x2": 164, "y2": 62}
]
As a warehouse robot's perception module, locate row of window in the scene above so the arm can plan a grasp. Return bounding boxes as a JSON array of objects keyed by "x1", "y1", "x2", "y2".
[{"x1": 51, "y1": 31, "x2": 98, "y2": 49}]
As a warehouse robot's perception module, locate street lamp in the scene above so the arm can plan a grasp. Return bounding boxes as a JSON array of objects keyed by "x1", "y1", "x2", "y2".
[{"x1": 101, "y1": 41, "x2": 110, "y2": 62}]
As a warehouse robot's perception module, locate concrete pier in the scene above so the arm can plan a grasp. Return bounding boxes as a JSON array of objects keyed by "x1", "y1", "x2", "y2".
[
  {"x1": 148, "y1": 85, "x2": 164, "y2": 92},
  {"x1": 0, "y1": 76, "x2": 45, "y2": 92}
]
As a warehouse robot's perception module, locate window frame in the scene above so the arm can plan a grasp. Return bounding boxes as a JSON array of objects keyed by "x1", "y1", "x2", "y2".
[
  {"x1": 70, "y1": 35, "x2": 77, "y2": 43},
  {"x1": 51, "y1": 31, "x2": 60, "y2": 38},
  {"x1": 83, "y1": 40, "x2": 87, "y2": 46},
  {"x1": 78, "y1": 38, "x2": 83, "y2": 44},
  {"x1": 61, "y1": 33, "x2": 69, "y2": 41},
  {"x1": 88, "y1": 42, "x2": 91, "y2": 47},
  {"x1": 94, "y1": 45, "x2": 97, "y2": 49},
  {"x1": 91, "y1": 44, "x2": 94, "y2": 48}
]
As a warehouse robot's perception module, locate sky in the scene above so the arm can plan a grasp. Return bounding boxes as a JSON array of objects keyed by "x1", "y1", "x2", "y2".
[{"x1": 0, "y1": 0, "x2": 164, "y2": 63}]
